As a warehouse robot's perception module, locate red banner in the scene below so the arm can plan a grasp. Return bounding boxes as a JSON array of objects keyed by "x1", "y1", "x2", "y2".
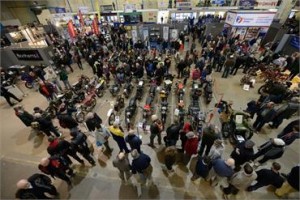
[
  {"x1": 67, "y1": 20, "x2": 76, "y2": 38},
  {"x1": 92, "y1": 15, "x2": 99, "y2": 35}
]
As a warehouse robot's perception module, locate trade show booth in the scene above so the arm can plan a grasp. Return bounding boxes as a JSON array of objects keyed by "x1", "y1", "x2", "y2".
[{"x1": 224, "y1": 10, "x2": 276, "y2": 41}]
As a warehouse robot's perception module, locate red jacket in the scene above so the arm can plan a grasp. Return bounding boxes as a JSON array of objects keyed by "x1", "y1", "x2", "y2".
[{"x1": 184, "y1": 137, "x2": 199, "y2": 155}]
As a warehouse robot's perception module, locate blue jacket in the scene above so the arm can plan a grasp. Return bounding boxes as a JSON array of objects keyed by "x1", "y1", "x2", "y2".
[
  {"x1": 195, "y1": 157, "x2": 211, "y2": 178},
  {"x1": 125, "y1": 135, "x2": 142, "y2": 150},
  {"x1": 132, "y1": 153, "x2": 151, "y2": 174},
  {"x1": 212, "y1": 159, "x2": 234, "y2": 178}
]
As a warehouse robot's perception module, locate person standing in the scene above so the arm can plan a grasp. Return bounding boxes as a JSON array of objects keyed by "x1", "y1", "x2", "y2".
[
  {"x1": 183, "y1": 132, "x2": 199, "y2": 165},
  {"x1": 0, "y1": 85, "x2": 22, "y2": 106},
  {"x1": 70, "y1": 130, "x2": 96, "y2": 166},
  {"x1": 95, "y1": 124, "x2": 113, "y2": 153},
  {"x1": 221, "y1": 163, "x2": 257, "y2": 198},
  {"x1": 125, "y1": 130, "x2": 142, "y2": 153},
  {"x1": 45, "y1": 67, "x2": 62, "y2": 91},
  {"x1": 198, "y1": 125, "x2": 220, "y2": 157},
  {"x1": 108, "y1": 122, "x2": 130, "y2": 153},
  {"x1": 85, "y1": 112, "x2": 102, "y2": 132},
  {"x1": 253, "y1": 102, "x2": 276, "y2": 132},
  {"x1": 230, "y1": 140, "x2": 255, "y2": 170},
  {"x1": 222, "y1": 54, "x2": 235, "y2": 78},
  {"x1": 112, "y1": 152, "x2": 132, "y2": 183},
  {"x1": 15, "y1": 174, "x2": 58, "y2": 199},
  {"x1": 38, "y1": 81, "x2": 56, "y2": 101},
  {"x1": 165, "y1": 120, "x2": 181, "y2": 147},
  {"x1": 191, "y1": 156, "x2": 212, "y2": 181},
  {"x1": 247, "y1": 162, "x2": 284, "y2": 191},
  {"x1": 57, "y1": 111, "x2": 79, "y2": 132},
  {"x1": 73, "y1": 53, "x2": 83, "y2": 70},
  {"x1": 207, "y1": 158, "x2": 235, "y2": 187},
  {"x1": 131, "y1": 150, "x2": 153, "y2": 185},
  {"x1": 163, "y1": 146, "x2": 177, "y2": 173},
  {"x1": 277, "y1": 122, "x2": 300, "y2": 146},
  {"x1": 58, "y1": 68, "x2": 72, "y2": 90},
  {"x1": 14, "y1": 105, "x2": 34, "y2": 127},
  {"x1": 33, "y1": 113, "x2": 61, "y2": 137},
  {"x1": 148, "y1": 115, "x2": 163, "y2": 148},
  {"x1": 208, "y1": 139, "x2": 225, "y2": 161},
  {"x1": 275, "y1": 165, "x2": 299, "y2": 198}
]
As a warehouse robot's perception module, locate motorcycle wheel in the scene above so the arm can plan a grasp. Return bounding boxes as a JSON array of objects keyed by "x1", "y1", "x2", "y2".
[
  {"x1": 258, "y1": 85, "x2": 266, "y2": 94},
  {"x1": 96, "y1": 89, "x2": 104, "y2": 97},
  {"x1": 25, "y1": 82, "x2": 33, "y2": 89},
  {"x1": 108, "y1": 113, "x2": 115, "y2": 126},
  {"x1": 88, "y1": 98, "x2": 97, "y2": 111},
  {"x1": 76, "y1": 112, "x2": 85, "y2": 123}
]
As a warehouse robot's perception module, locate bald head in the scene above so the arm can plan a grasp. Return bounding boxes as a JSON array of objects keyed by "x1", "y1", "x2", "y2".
[{"x1": 16, "y1": 179, "x2": 29, "y2": 189}]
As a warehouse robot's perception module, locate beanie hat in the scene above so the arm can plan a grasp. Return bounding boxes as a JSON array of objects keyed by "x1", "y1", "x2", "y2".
[
  {"x1": 186, "y1": 131, "x2": 195, "y2": 139},
  {"x1": 273, "y1": 138, "x2": 285, "y2": 146}
]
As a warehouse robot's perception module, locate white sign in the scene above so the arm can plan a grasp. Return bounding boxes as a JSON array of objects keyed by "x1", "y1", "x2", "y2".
[
  {"x1": 163, "y1": 26, "x2": 169, "y2": 41},
  {"x1": 176, "y1": 2, "x2": 192, "y2": 9},
  {"x1": 78, "y1": 6, "x2": 89, "y2": 14},
  {"x1": 124, "y1": 4, "x2": 136, "y2": 13},
  {"x1": 171, "y1": 29, "x2": 178, "y2": 40},
  {"x1": 226, "y1": 12, "x2": 276, "y2": 27},
  {"x1": 225, "y1": 12, "x2": 237, "y2": 25},
  {"x1": 256, "y1": 0, "x2": 278, "y2": 8},
  {"x1": 131, "y1": 29, "x2": 138, "y2": 44}
]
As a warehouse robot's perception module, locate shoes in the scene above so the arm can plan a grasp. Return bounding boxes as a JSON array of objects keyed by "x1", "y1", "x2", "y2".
[
  {"x1": 18, "y1": 99, "x2": 23, "y2": 102},
  {"x1": 268, "y1": 124, "x2": 274, "y2": 129},
  {"x1": 147, "y1": 143, "x2": 156, "y2": 148}
]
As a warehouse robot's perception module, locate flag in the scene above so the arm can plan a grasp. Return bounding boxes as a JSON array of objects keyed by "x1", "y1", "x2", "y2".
[
  {"x1": 67, "y1": 20, "x2": 76, "y2": 38},
  {"x1": 92, "y1": 15, "x2": 99, "y2": 35}
]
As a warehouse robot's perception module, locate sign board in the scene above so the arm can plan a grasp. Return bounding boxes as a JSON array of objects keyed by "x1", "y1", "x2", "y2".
[
  {"x1": 163, "y1": 26, "x2": 169, "y2": 41},
  {"x1": 78, "y1": 6, "x2": 89, "y2": 14},
  {"x1": 256, "y1": 0, "x2": 278, "y2": 8},
  {"x1": 12, "y1": 50, "x2": 43, "y2": 61},
  {"x1": 211, "y1": 0, "x2": 225, "y2": 5},
  {"x1": 239, "y1": 0, "x2": 255, "y2": 9},
  {"x1": 131, "y1": 29, "x2": 138, "y2": 44},
  {"x1": 100, "y1": 5, "x2": 113, "y2": 13},
  {"x1": 176, "y1": 0, "x2": 192, "y2": 10},
  {"x1": 225, "y1": 12, "x2": 275, "y2": 27},
  {"x1": 143, "y1": 28, "x2": 149, "y2": 41},
  {"x1": 124, "y1": 4, "x2": 136, "y2": 13},
  {"x1": 171, "y1": 29, "x2": 178, "y2": 40},
  {"x1": 290, "y1": 36, "x2": 300, "y2": 50}
]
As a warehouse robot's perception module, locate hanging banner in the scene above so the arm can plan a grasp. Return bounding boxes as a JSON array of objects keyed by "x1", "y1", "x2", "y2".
[
  {"x1": 131, "y1": 29, "x2": 138, "y2": 44},
  {"x1": 171, "y1": 29, "x2": 178, "y2": 40},
  {"x1": 143, "y1": 28, "x2": 149, "y2": 41},
  {"x1": 78, "y1": 6, "x2": 89, "y2": 14},
  {"x1": 256, "y1": 0, "x2": 278, "y2": 8},
  {"x1": 226, "y1": 12, "x2": 275, "y2": 27},
  {"x1": 67, "y1": 20, "x2": 76, "y2": 38},
  {"x1": 163, "y1": 26, "x2": 169, "y2": 41},
  {"x1": 92, "y1": 16, "x2": 99, "y2": 35},
  {"x1": 290, "y1": 36, "x2": 300, "y2": 50}
]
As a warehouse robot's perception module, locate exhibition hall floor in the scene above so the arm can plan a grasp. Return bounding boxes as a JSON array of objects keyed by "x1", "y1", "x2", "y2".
[{"x1": 1, "y1": 60, "x2": 299, "y2": 199}]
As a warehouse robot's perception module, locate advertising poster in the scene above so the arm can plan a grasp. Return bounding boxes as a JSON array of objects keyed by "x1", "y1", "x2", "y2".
[
  {"x1": 163, "y1": 26, "x2": 169, "y2": 41},
  {"x1": 171, "y1": 29, "x2": 178, "y2": 40},
  {"x1": 239, "y1": 0, "x2": 255, "y2": 9},
  {"x1": 290, "y1": 36, "x2": 300, "y2": 50},
  {"x1": 131, "y1": 29, "x2": 138, "y2": 44},
  {"x1": 256, "y1": 0, "x2": 278, "y2": 8},
  {"x1": 143, "y1": 28, "x2": 149, "y2": 41},
  {"x1": 233, "y1": 13, "x2": 275, "y2": 27}
]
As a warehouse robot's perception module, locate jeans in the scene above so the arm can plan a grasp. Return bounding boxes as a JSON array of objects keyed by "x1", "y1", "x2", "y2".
[
  {"x1": 222, "y1": 67, "x2": 231, "y2": 78},
  {"x1": 62, "y1": 80, "x2": 72, "y2": 90}
]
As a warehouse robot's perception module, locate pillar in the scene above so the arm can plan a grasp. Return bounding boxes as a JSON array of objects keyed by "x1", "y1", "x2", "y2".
[{"x1": 275, "y1": 0, "x2": 297, "y2": 24}]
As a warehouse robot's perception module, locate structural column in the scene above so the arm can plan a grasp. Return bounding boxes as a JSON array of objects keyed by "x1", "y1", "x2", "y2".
[{"x1": 275, "y1": 0, "x2": 297, "y2": 24}]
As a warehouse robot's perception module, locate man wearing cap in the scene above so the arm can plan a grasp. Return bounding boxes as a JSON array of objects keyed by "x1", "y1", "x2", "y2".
[
  {"x1": 15, "y1": 173, "x2": 58, "y2": 199},
  {"x1": 131, "y1": 150, "x2": 153, "y2": 185},
  {"x1": 230, "y1": 140, "x2": 255, "y2": 170},
  {"x1": 149, "y1": 115, "x2": 163, "y2": 148},
  {"x1": 125, "y1": 129, "x2": 142, "y2": 153},
  {"x1": 253, "y1": 138, "x2": 286, "y2": 166},
  {"x1": 109, "y1": 122, "x2": 130, "y2": 153},
  {"x1": 113, "y1": 152, "x2": 132, "y2": 183},
  {"x1": 208, "y1": 158, "x2": 235, "y2": 187}
]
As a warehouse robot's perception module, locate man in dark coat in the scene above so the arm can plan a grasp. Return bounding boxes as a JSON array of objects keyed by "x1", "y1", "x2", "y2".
[
  {"x1": 198, "y1": 125, "x2": 220, "y2": 156},
  {"x1": 34, "y1": 113, "x2": 60, "y2": 137},
  {"x1": 57, "y1": 112, "x2": 79, "y2": 132},
  {"x1": 0, "y1": 85, "x2": 22, "y2": 106},
  {"x1": 16, "y1": 173, "x2": 58, "y2": 199},
  {"x1": 14, "y1": 105, "x2": 34, "y2": 127},
  {"x1": 230, "y1": 140, "x2": 255, "y2": 170},
  {"x1": 125, "y1": 130, "x2": 142, "y2": 153},
  {"x1": 70, "y1": 130, "x2": 95, "y2": 165},
  {"x1": 275, "y1": 165, "x2": 300, "y2": 197},
  {"x1": 85, "y1": 112, "x2": 102, "y2": 132},
  {"x1": 165, "y1": 121, "x2": 181, "y2": 147},
  {"x1": 277, "y1": 120, "x2": 300, "y2": 146},
  {"x1": 270, "y1": 102, "x2": 300, "y2": 129},
  {"x1": 247, "y1": 162, "x2": 284, "y2": 191},
  {"x1": 253, "y1": 102, "x2": 276, "y2": 132}
]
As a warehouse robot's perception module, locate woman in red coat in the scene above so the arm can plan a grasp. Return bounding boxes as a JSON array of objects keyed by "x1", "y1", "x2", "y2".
[{"x1": 183, "y1": 132, "x2": 199, "y2": 165}]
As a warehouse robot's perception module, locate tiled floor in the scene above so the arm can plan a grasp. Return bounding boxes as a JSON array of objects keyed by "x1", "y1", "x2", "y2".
[{"x1": 1, "y1": 55, "x2": 299, "y2": 199}]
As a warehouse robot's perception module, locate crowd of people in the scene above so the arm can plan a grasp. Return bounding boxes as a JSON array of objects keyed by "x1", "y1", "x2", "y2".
[{"x1": 1, "y1": 18, "x2": 298, "y2": 199}]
